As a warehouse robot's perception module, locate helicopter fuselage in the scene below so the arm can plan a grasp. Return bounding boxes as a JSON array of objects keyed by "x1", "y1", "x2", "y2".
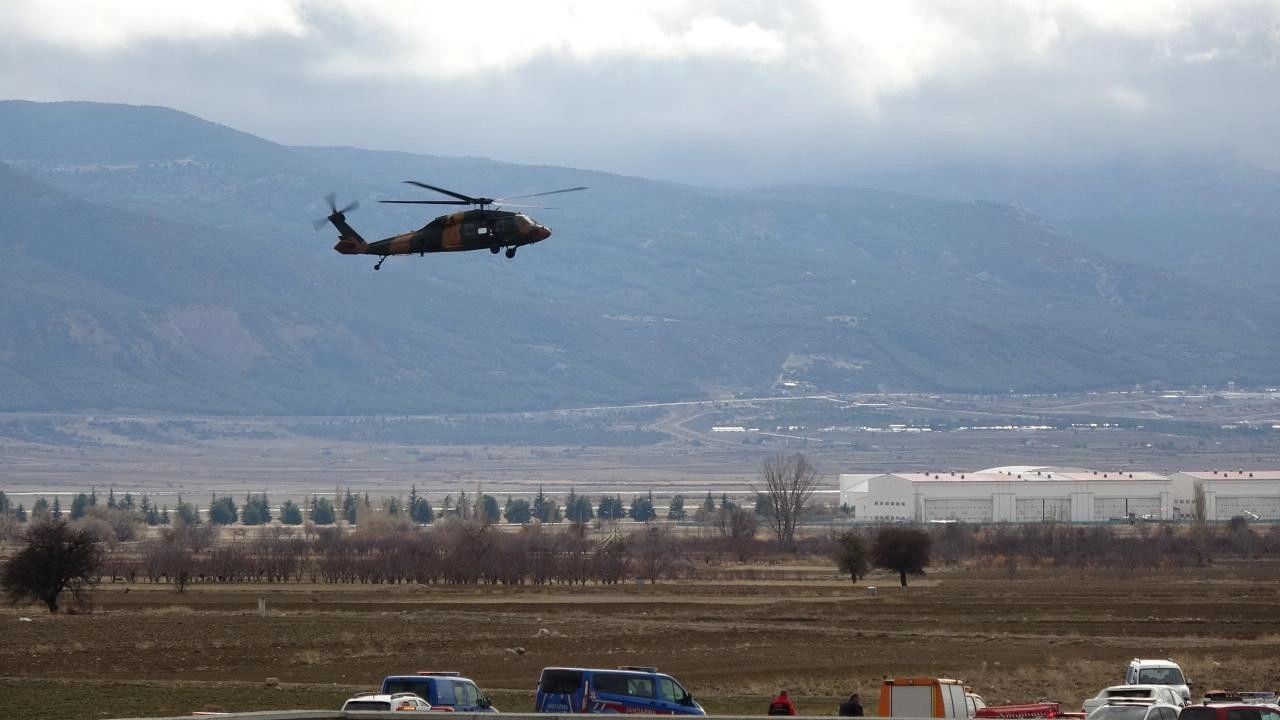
[{"x1": 365, "y1": 209, "x2": 551, "y2": 256}]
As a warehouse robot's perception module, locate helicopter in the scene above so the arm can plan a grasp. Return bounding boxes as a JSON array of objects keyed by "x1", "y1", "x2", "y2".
[{"x1": 315, "y1": 181, "x2": 587, "y2": 270}]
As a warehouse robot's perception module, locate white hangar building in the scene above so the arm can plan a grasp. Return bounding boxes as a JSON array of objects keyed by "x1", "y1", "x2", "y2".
[{"x1": 838, "y1": 467, "x2": 1280, "y2": 523}]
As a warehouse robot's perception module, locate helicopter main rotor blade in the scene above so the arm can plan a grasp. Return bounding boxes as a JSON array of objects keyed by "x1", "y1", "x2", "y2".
[
  {"x1": 494, "y1": 186, "x2": 588, "y2": 203},
  {"x1": 402, "y1": 181, "x2": 479, "y2": 204},
  {"x1": 378, "y1": 199, "x2": 470, "y2": 205}
]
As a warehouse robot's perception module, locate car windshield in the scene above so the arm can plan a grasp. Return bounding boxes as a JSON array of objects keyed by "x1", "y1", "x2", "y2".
[
  {"x1": 1089, "y1": 706, "x2": 1151, "y2": 720},
  {"x1": 344, "y1": 700, "x2": 391, "y2": 711},
  {"x1": 1139, "y1": 669, "x2": 1185, "y2": 685}
]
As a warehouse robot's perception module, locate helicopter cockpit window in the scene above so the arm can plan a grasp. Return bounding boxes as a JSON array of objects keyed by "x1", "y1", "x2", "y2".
[{"x1": 513, "y1": 214, "x2": 534, "y2": 232}]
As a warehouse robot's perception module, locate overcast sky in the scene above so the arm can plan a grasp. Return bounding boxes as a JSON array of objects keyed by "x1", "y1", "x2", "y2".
[{"x1": 3, "y1": 0, "x2": 1278, "y2": 187}]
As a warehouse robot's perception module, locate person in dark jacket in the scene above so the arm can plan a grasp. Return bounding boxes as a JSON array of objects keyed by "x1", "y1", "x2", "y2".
[
  {"x1": 768, "y1": 690, "x2": 797, "y2": 716},
  {"x1": 838, "y1": 692, "x2": 865, "y2": 717}
]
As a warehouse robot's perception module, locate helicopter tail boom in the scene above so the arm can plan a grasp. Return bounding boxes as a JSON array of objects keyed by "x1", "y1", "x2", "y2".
[
  {"x1": 333, "y1": 232, "x2": 368, "y2": 255},
  {"x1": 327, "y1": 213, "x2": 369, "y2": 254}
]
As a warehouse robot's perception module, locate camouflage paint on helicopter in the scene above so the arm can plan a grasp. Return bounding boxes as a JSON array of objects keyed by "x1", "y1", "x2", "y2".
[{"x1": 316, "y1": 182, "x2": 583, "y2": 270}]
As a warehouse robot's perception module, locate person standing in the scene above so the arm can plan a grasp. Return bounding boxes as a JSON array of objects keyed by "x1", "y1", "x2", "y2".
[
  {"x1": 839, "y1": 692, "x2": 865, "y2": 717},
  {"x1": 768, "y1": 690, "x2": 797, "y2": 716}
]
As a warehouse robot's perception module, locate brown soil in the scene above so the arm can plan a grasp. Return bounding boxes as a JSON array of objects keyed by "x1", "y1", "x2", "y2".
[{"x1": 3, "y1": 562, "x2": 1279, "y2": 720}]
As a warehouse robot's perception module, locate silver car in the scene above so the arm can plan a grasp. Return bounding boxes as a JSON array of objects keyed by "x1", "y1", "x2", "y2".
[
  {"x1": 1088, "y1": 702, "x2": 1183, "y2": 720},
  {"x1": 1084, "y1": 686, "x2": 1187, "y2": 715}
]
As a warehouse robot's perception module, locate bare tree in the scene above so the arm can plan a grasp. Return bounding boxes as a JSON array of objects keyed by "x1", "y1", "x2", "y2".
[
  {"x1": 2, "y1": 519, "x2": 103, "y2": 612},
  {"x1": 758, "y1": 452, "x2": 822, "y2": 545},
  {"x1": 713, "y1": 506, "x2": 758, "y2": 562}
]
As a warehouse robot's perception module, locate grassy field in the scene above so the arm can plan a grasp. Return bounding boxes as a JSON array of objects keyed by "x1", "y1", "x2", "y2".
[{"x1": 3, "y1": 560, "x2": 1280, "y2": 720}]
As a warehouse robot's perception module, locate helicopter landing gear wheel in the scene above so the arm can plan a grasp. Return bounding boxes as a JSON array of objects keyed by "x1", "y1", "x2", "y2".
[
  {"x1": 505, "y1": 247, "x2": 517, "y2": 259},
  {"x1": 374, "y1": 255, "x2": 387, "y2": 271},
  {"x1": 490, "y1": 246, "x2": 501, "y2": 254}
]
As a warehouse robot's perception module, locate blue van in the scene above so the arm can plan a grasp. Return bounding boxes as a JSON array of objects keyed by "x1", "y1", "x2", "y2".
[
  {"x1": 535, "y1": 666, "x2": 706, "y2": 715},
  {"x1": 381, "y1": 671, "x2": 499, "y2": 712}
]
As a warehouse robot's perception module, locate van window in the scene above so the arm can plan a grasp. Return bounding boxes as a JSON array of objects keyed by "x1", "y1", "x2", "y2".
[
  {"x1": 453, "y1": 680, "x2": 479, "y2": 707},
  {"x1": 1225, "y1": 710, "x2": 1261, "y2": 720},
  {"x1": 659, "y1": 677, "x2": 686, "y2": 703},
  {"x1": 594, "y1": 673, "x2": 654, "y2": 699},
  {"x1": 383, "y1": 680, "x2": 418, "y2": 695},
  {"x1": 434, "y1": 680, "x2": 455, "y2": 704},
  {"x1": 541, "y1": 669, "x2": 584, "y2": 694}
]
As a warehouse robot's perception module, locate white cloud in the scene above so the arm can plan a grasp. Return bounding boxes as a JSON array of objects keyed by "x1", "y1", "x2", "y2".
[
  {"x1": 2, "y1": 0, "x2": 1279, "y2": 184},
  {"x1": 7, "y1": 0, "x2": 306, "y2": 50}
]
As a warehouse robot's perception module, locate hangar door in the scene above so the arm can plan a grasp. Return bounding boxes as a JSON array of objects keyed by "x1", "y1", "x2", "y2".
[
  {"x1": 923, "y1": 499, "x2": 992, "y2": 523},
  {"x1": 1015, "y1": 498, "x2": 1070, "y2": 522},
  {"x1": 1216, "y1": 496, "x2": 1280, "y2": 520},
  {"x1": 1094, "y1": 497, "x2": 1160, "y2": 520}
]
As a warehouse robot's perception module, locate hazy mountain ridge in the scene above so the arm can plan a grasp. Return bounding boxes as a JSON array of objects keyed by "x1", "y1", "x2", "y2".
[
  {"x1": 1, "y1": 101, "x2": 1278, "y2": 415},
  {"x1": 838, "y1": 160, "x2": 1280, "y2": 296}
]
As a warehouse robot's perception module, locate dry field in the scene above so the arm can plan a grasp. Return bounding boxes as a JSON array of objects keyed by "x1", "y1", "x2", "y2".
[{"x1": 3, "y1": 561, "x2": 1280, "y2": 720}]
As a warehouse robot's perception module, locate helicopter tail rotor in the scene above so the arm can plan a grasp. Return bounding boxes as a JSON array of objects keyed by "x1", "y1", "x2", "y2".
[
  {"x1": 312, "y1": 193, "x2": 360, "y2": 231},
  {"x1": 313, "y1": 193, "x2": 369, "y2": 255}
]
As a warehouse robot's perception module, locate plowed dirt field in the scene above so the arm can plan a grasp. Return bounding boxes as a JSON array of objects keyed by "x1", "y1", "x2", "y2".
[{"x1": 3, "y1": 562, "x2": 1279, "y2": 719}]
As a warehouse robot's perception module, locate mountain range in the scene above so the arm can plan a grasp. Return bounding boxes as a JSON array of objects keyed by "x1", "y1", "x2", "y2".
[{"x1": 1, "y1": 99, "x2": 1278, "y2": 415}]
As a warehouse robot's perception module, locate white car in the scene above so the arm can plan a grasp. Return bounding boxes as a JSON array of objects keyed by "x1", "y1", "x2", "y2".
[
  {"x1": 1088, "y1": 701, "x2": 1182, "y2": 720},
  {"x1": 1083, "y1": 686, "x2": 1186, "y2": 715},
  {"x1": 1126, "y1": 659, "x2": 1191, "y2": 703},
  {"x1": 341, "y1": 692, "x2": 432, "y2": 712}
]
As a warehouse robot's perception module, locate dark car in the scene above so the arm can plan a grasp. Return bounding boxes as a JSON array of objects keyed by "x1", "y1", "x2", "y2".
[{"x1": 1180, "y1": 704, "x2": 1280, "y2": 720}]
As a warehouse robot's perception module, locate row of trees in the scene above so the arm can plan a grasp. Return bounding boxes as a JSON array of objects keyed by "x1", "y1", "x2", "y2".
[{"x1": 7, "y1": 512, "x2": 1280, "y2": 614}]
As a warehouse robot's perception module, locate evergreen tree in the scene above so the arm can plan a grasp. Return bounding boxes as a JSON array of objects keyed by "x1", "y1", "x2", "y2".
[
  {"x1": 241, "y1": 495, "x2": 264, "y2": 526},
  {"x1": 141, "y1": 495, "x2": 161, "y2": 526},
  {"x1": 720, "y1": 493, "x2": 736, "y2": 510},
  {"x1": 409, "y1": 496, "x2": 434, "y2": 524},
  {"x1": 754, "y1": 492, "x2": 773, "y2": 516},
  {"x1": 342, "y1": 489, "x2": 358, "y2": 524},
  {"x1": 565, "y1": 489, "x2": 594, "y2": 524},
  {"x1": 598, "y1": 494, "x2": 626, "y2": 521},
  {"x1": 628, "y1": 492, "x2": 657, "y2": 522},
  {"x1": 504, "y1": 496, "x2": 532, "y2": 524},
  {"x1": 480, "y1": 494, "x2": 501, "y2": 524},
  {"x1": 207, "y1": 495, "x2": 238, "y2": 525},
  {"x1": 88, "y1": 488, "x2": 97, "y2": 507},
  {"x1": 279, "y1": 500, "x2": 304, "y2": 525},
  {"x1": 106, "y1": 488, "x2": 117, "y2": 510},
  {"x1": 667, "y1": 494, "x2": 686, "y2": 521},
  {"x1": 69, "y1": 493, "x2": 90, "y2": 520},
  {"x1": 387, "y1": 496, "x2": 403, "y2": 516},
  {"x1": 701, "y1": 492, "x2": 716, "y2": 515},
  {"x1": 118, "y1": 493, "x2": 135, "y2": 511},
  {"x1": 160, "y1": 507, "x2": 171, "y2": 525},
  {"x1": 532, "y1": 487, "x2": 561, "y2": 523},
  {"x1": 457, "y1": 491, "x2": 471, "y2": 520},
  {"x1": 51, "y1": 497, "x2": 63, "y2": 520},
  {"x1": 175, "y1": 496, "x2": 199, "y2": 526},
  {"x1": 32, "y1": 497, "x2": 50, "y2": 519},
  {"x1": 311, "y1": 496, "x2": 337, "y2": 525},
  {"x1": 0, "y1": 491, "x2": 8, "y2": 514},
  {"x1": 16, "y1": 504, "x2": 28, "y2": 522}
]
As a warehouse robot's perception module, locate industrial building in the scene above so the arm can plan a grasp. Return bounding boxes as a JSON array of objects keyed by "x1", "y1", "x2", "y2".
[{"x1": 838, "y1": 467, "x2": 1280, "y2": 523}]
